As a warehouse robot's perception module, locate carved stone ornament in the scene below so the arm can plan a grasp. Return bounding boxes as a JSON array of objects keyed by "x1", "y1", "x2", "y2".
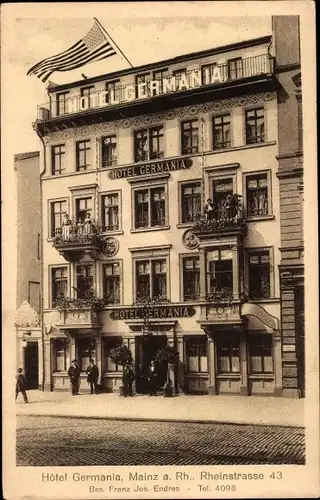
[
  {"x1": 183, "y1": 229, "x2": 199, "y2": 249},
  {"x1": 15, "y1": 301, "x2": 39, "y2": 327},
  {"x1": 101, "y1": 236, "x2": 119, "y2": 257}
]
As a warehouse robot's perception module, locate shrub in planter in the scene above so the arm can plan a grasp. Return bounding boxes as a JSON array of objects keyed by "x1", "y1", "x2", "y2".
[
  {"x1": 154, "y1": 345, "x2": 179, "y2": 397},
  {"x1": 109, "y1": 344, "x2": 134, "y2": 396}
]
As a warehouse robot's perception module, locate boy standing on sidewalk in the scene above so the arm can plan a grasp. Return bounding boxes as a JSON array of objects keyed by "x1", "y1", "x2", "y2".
[{"x1": 15, "y1": 368, "x2": 29, "y2": 403}]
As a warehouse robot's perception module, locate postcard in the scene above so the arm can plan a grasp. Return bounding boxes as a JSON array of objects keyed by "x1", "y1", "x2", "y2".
[{"x1": 2, "y1": 1, "x2": 319, "y2": 499}]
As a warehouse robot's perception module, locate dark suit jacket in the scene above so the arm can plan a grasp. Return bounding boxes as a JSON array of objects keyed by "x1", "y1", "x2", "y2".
[
  {"x1": 68, "y1": 365, "x2": 80, "y2": 381},
  {"x1": 86, "y1": 364, "x2": 99, "y2": 382},
  {"x1": 16, "y1": 374, "x2": 27, "y2": 391},
  {"x1": 123, "y1": 367, "x2": 135, "y2": 385}
]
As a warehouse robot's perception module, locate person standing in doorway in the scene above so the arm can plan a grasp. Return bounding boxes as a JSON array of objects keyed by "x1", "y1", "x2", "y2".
[
  {"x1": 68, "y1": 359, "x2": 80, "y2": 395},
  {"x1": 86, "y1": 358, "x2": 99, "y2": 394},
  {"x1": 148, "y1": 360, "x2": 158, "y2": 396},
  {"x1": 15, "y1": 368, "x2": 29, "y2": 403},
  {"x1": 123, "y1": 364, "x2": 135, "y2": 397}
]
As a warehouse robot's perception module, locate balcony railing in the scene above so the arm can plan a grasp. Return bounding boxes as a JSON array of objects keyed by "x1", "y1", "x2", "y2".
[
  {"x1": 36, "y1": 53, "x2": 274, "y2": 121},
  {"x1": 193, "y1": 209, "x2": 247, "y2": 234}
]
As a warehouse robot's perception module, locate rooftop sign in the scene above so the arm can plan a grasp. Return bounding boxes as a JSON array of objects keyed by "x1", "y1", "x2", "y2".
[
  {"x1": 108, "y1": 157, "x2": 193, "y2": 179},
  {"x1": 54, "y1": 66, "x2": 226, "y2": 115}
]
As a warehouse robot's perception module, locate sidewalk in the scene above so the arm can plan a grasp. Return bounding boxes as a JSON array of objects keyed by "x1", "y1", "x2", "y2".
[{"x1": 16, "y1": 390, "x2": 305, "y2": 427}]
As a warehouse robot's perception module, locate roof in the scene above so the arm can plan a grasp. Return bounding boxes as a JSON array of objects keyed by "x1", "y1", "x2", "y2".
[
  {"x1": 48, "y1": 35, "x2": 272, "y2": 92},
  {"x1": 14, "y1": 151, "x2": 40, "y2": 161}
]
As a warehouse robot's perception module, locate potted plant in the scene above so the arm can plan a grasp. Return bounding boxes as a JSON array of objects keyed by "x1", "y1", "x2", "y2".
[
  {"x1": 109, "y1": 344, "x2": 134, "y2": 396},
  {"x1": 154, "y1": 345, "x2": 179, "y2": 397}
]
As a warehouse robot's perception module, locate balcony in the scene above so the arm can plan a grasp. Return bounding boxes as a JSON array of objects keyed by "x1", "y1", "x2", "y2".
[
  {"x1": 199, "y1": 291, "x2": 243, "y2": 326},
  {"x1": 193, "y1": 195, "x2": 247, "y2": 241},
  {"x1": 34, "y1": 53, "x2": 276, "y2": 135},
  {"x1": 53, "y1": 218, "x2": 119, "y2": 261},
  {"x1": 55, "y1": 295, "x2": 104, "y2": 332}
]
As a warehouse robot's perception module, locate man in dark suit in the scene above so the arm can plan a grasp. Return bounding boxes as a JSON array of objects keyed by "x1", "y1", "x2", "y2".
[
  {"x1": 123, "y1": 364, "x2": 135, "y2": 397},
  {"x1": 68, "y1": 359, "x2": 80, "y2": 395},
  {"x1": 86, "y1": 358, "x2": 99, "y2": 394},
  {"x1": 148, "y1": 360, "x2": 158, "y2": 396},
  {"x1": 15, "y1": 368, "x2": 29, "y2": 403}
]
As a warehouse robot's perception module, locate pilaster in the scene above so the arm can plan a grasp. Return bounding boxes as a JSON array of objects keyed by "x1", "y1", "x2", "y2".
[
  {"x1": 273, "y1": 332, "x2": 283, "y2": 396},
  {"x1": 43, "y1": 339, "x2": 52, "y2": 391},
  {"x1": 207, "y1": 336, "x2": 216, "y2": 395},
  {"x1": 240, "y1": 330, "x2": 248, "y2": 395}
]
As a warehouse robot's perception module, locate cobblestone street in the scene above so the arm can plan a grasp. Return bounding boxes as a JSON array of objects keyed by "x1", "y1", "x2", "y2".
[{"x1": 17, "y1": 416, "x2": 305, "y2": 466}]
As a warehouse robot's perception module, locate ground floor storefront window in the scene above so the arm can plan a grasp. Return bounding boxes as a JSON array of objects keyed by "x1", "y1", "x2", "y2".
[
  {"x1": 103, "y1": 337, "x2": 123, "y2": 372},
  {"x1": 216, "y1": 334, "x2": 240, "y2": 373},
  {"x1": 77, "y1": 337, "x2": 96, "y2": 372},
  {"x1": 186, "y1": 336, "x2": 208, "y2": 373},
  {"x1": 248, "y1": 334, "x2": 273, "y2": 374},
  {"x1": 52, "y1": 338, "x2": 70, "y2": 372}
]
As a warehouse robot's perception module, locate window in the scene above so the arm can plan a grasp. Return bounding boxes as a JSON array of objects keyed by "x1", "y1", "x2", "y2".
[
  {"x1": 217, "y1": 334, "x2": 240, "y2": 373},
  {"x1": 228, "y1": 58, "x2": 243, "y2": 79},
  {"x1": 246, "y1": 173, "x2": 269, "y2": 216},
  {"x1": 106, "y1": 80, "x2": 121, "y2": 103},
  {"x1": 103, "y1": 262, "x2": 120, "y2": 304},
  {"x1": 172, "y1": 68, "x2": 187, "y2": 89},
  {"x1": 77, "y1": 337, "x2": 95, "y2": 372},
  {"x1": 135, "y1": 73, "x2": 150, "y2": 98},
  {"x1": 75, "y1": 197, "x2": 93, "y2": 223},
  {"x1": 56, "y1": 92, "x2": 69, "y2": 116},
  {"x1": 136, "y1": 259, "x2": 167, "y2": 300},
  {"x1": 206, "y1": 249, "x2": 233, "y2": 294},
  {"x1": 187, "y1": 337, "x2": 208, "y2": 372},
  {"x1": 52, "y1": 267, "x2": 68, "y2": 305},
  {"x1": 76, "y1": 140, "x2": 91, "y2": 171},
  {"x1": 181, "y1": 182, "x2": 201, "y2": 223},
  {"x1": 213, "y1": 114, "x2": 231, "y2": 150},
  {"x1": 134, "y1": 126, "x2": 164, "y2": 162},
  {"x1": 102, "y1": 192, "x2": 119, "y2": 231},
  {"x1": 212, "y1": 177, "x2": 233, "y2": 215},
  {"x1": 50, "y1": 200, "x2": 67, "y2": 237},
  {"x1": 181, "y1": 120, "x2": 199, "y2": 154},
  {"x1": 104, "y1": 337, "x2": 122, "y2": 371},
  {"x1": 152, "y1": 68, "x2": 168, "y2": 94},
  {"x1": 75, "y1": 264, "x2": 94, "y2": 299},
  {"x1": 80, "y1": 85, "x2": 95, "y2": 108},
  {"x1": 183, "y1": 257, "x2": 200, "y2": 300},
  {"x1": 134, "y1": 186, "x2": 166, "y2": 228},
  {"x1": 51, "y1": 144, "x2": 65, "y2": 175},
  {"x1": 101, "y1": 136, "x2": 117, "y2": 167},
  {"x1": 249, "y1": 335, "x2": 273, "y2": 373},
  {"x1": 53, "y1": 338, "x2": 70, "y2": 372},
  {"x1": 245, "y1": 107, "x2": 265, "y2": 144},
  {"x1": 201, "y1": 63, "x2": 217, "y2": 85},
  {"x1": 248, "y1": 250, "x2": 271, "y2": 299}
]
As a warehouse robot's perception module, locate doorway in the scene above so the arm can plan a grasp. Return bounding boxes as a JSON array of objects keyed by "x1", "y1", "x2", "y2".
[
  {"x1": 135, "y1": 335, "x2": 167, "y2": 394},
  {"x1": 295, "y1": 286, "x2": 305, "y2": 397},
  {"x1": 24, "y1": 342, "x2": 39, "y2": 390}
]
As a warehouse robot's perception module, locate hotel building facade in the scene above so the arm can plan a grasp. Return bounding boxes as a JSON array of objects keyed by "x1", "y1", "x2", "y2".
[{"x1": 34, "y1": 28, "x2": 302, "y2": 396}]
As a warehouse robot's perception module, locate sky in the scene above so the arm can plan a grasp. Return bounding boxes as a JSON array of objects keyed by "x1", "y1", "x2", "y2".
[{"x1": 3, "y1": 4, "x2": 272, "y2": 154}]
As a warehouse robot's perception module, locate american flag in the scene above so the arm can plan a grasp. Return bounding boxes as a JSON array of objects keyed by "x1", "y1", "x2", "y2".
[{"x1": 27, "y1": 20, "x2": 121, "y2": 83}]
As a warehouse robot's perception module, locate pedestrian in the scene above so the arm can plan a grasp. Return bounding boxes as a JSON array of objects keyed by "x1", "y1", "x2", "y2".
[
  {"x1": 123, "y1": 364, "x2": 135, "y2": 397},
  {"x1": 86, "y1": 358, "x2": 99, "y2": 394},
  {"x1": 148, "y1": 360, "x2": 158, "y2": 396},
  {"x1": 15, "y1": 368, "x2": 29, "y2": 403},
  {"x1": 68, "y1": 359, "x2": 80, "y2": 395}
]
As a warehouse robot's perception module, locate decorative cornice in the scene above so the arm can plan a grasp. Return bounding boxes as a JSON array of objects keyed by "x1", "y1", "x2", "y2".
[{"x1": 46, "y1": 92, "x2": 277, "y2": 143}]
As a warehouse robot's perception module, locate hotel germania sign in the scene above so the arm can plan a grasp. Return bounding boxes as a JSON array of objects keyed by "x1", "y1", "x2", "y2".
[
  {"x1": 108, "y1": 157, "x2": 193, "y2": 179},
  {"x1": 110, "y1": 306, "x2": 196, "y2": 320},
  {"x1": 58, "y1": 66, "x2": 225, "y2": 115}
]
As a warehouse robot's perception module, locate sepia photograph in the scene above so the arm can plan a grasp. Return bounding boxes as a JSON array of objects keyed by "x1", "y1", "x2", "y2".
[{"x1": 2, "y1": 2, "x2": 319, "y2": 499}]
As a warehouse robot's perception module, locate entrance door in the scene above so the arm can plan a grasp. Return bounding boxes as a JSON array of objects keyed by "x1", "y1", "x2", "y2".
[
  {"x1": 295, "y1": 286, "x2": 305, "y2": 397},
  {"x1": 135, "y1": 335, "x2": 167, "y2": 394},
  {"x1": 24, "y1": 342, "x2": 39, "y2": 390}
]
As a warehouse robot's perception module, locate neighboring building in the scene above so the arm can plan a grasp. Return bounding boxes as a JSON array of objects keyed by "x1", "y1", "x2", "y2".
[
  {"x1": 273, "y1": 16, "x2": 304, "y2": 397},
  {"x1": 14, "y1": 151, "x2": 42, "y2": 390},
  {"x1": 34, "y1": 35, "x2": 285, "y2": 396}
]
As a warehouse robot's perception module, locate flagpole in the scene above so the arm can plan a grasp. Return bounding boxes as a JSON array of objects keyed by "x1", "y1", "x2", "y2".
[{"x1": 94, "y1": 17, "x2": 134, "y2": 69}]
